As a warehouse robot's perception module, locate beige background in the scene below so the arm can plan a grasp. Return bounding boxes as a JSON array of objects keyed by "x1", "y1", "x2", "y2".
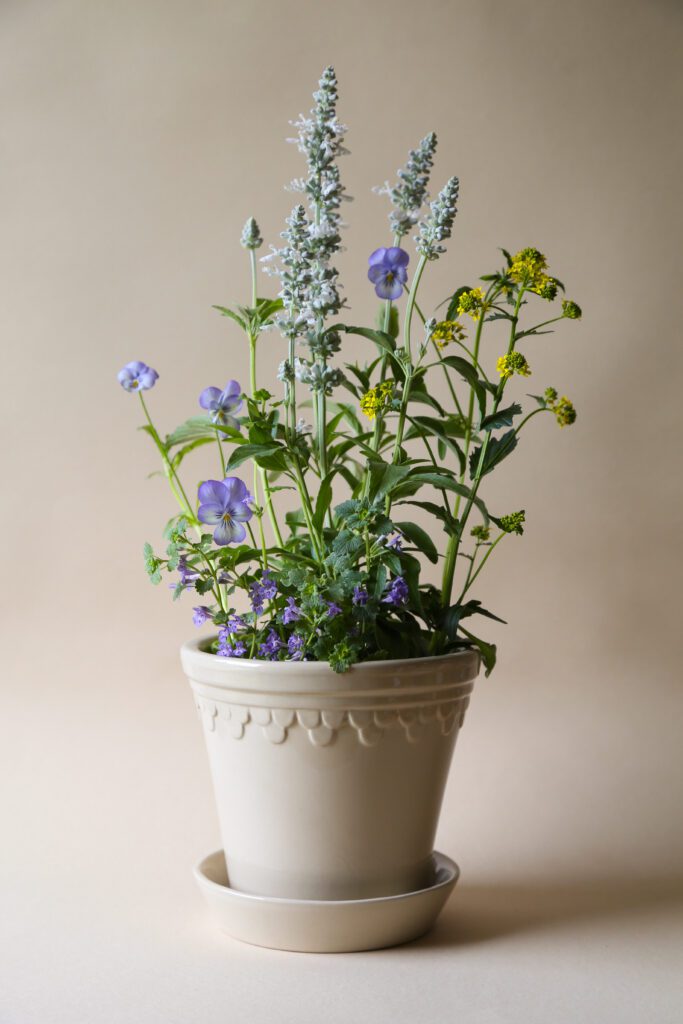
[{"x1": 1, "y1": 0, "x2": 682, "y2": 1021}]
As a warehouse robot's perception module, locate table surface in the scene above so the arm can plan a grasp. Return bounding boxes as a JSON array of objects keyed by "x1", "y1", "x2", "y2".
[{"x1": 2, "y1": 639, "x2": 682, "y2": 1024}]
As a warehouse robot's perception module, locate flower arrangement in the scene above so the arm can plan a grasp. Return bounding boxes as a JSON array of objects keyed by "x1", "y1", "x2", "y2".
[{"x1": 119, "y1": 68, "x2": 580, "y2": 674}]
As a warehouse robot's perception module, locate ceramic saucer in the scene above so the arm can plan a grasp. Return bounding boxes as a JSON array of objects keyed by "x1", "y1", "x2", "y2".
[{"x1": 194, "y1": 849, "x2": 459, "y2": 953}]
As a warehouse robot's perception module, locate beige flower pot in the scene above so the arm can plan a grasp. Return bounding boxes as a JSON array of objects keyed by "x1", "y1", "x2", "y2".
[{"x1": 181, "y1": 640, "x2": 479, "y2": 901}]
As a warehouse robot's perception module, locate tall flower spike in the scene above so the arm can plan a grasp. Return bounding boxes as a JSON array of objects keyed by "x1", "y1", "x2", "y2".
[
  {"x1": 240, "y1": 217, "x2": 263, "y2": 250},
  {"x1": 416, "y1": 176, "x2": 460, "y2": 260},
  {"x1": 377, "y1": 132, "x2": 438, "y2": 238}
]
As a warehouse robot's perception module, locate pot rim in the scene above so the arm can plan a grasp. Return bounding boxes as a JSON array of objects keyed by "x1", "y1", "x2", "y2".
[{"x1": 181, "y1": 636, "x2": 479, "y2": 674}]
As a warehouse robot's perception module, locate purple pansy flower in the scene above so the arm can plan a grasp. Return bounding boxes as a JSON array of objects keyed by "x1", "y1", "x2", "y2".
[
  {"x1": 352, "y1": 586, "x2": 368, "y2": 606},
  {"x1": 367, "y1": 248, "x2": 409, "y2": 300},
  {"x1": 282, "y1": 597, "x2": 302, "y2": 624},
  {"x1": 199, "y1": 380, "x2": 243, "y2": 430},
  {"x1": 197, "y1": 477, "x2": 253, "y2": 546},
  {"x1": 287, "y1": 634, "x2": 305, "y2": 661},
  {"x1": 258, "y1": 629, "x2": 284, "y2": 660},
  {"x1": 192, "y1": 606, "x2": 213, "y2": 627},
  {"x1": 326, "y1": 601, "x2": 342, "y2": 619},
  {"x1": 117, "y1": 361, "x2": 159, "y2": 392},
  {"x1": 382, "y1": 576, "x2": 409, "y2": 606}
]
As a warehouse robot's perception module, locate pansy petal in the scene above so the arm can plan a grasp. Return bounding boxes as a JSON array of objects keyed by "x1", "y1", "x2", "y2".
[
  {"x1": 222, "y1": 477, "x2": 248, "y2": 503},
  {"x1": 197, "y1": 501, "x2": 223, "y2": 525},
  {"x1": 199, "y1": 387, "x2": 222, "y2": 410},
  {"x1": 368, "y1": 247, "x2": 388, "y2": 266},
  {"x1": 222, "y1": 380, "x2": 242, "y2": 399},
  {"x1": 213, "y1": 518, "x2": 245, "y2": 546},
  {"x1": 375, "y1": 278, "x2": 404, "y2": 300},
  {"x1": 367, "y1": 265, "x2": 387, "y2": 284},
  {"x1": 198, "y1": 479, "x2": 227, "y2": 505},
  {"x1": 230, "y1": 501, "x2": 253, "y2": 522},
  {"x1": 386, "y1": 247, "x2": 409, "y2": 268}
]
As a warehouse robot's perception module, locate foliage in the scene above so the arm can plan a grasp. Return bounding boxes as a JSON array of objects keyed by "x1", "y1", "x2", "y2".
[{"x1": 120, "y1": 69, "x2": 581, "y2": 673}]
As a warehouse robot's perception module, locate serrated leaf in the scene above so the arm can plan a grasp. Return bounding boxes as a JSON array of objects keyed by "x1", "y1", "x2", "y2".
[
  {"x1": 213, "y1": 305, "x2": 246, "y2": 329},
  {"x1": 469, "y1": 430, "x2": 518, "y2": 479},
  {"x1": 480, "y1": 403, "x2": 522, "y2": 431}
]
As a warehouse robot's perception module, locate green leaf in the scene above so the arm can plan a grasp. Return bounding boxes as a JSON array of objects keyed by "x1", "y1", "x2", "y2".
[
  {"x1": 440, "y1": 356, "x2": 487, "y2": 418},
  {"x1": 402, "y1": 470, "x2": 491, "y2": 523},
  {"x1": 397, "y1": 500, "x2": 460, "y2": 535},
  {"x1": 336, "y1": 324, "x2": 397, "y2": 356},
  {"x1": 367, "y1": 461, "x2": 413, "y2": 501},
  {"x1": 227, "y1": 443, "x2": 288, "y2": 472},
  {"x1": 395, "y1": 521, "x2": 438, "y2": 564},
  {"x1": 166, "y1": 416, "x2": 242, "y2": 448},
  {"x1": 313, "y1": 473, "x2": 334, "y2": 533},
  {"x1": 480, "y1": 403, "x2": 522, "y2": 431},
  {"x1": 469, "y1": 430, "x2": 518, "y2": 479},
  {"x1": 213, "y1": 305, "x2": 246, "y2": 329},
  {"x1": 459, "y1": 626, "x2": 498, "y2": 677}
]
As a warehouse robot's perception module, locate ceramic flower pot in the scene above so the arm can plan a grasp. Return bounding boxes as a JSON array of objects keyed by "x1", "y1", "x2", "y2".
[{"x1": 181, "y1": 640, "x2": 479, "y2": 901}]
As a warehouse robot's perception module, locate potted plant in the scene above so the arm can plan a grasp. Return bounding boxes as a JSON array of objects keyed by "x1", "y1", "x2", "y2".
[{"x1": 118, "y1": 67, "x2": 580, "y2": 951}]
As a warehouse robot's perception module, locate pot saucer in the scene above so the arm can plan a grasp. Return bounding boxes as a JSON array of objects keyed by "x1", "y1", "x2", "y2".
[{"x1": 194, "y1": 850, "x2": 459, "y2": 953}]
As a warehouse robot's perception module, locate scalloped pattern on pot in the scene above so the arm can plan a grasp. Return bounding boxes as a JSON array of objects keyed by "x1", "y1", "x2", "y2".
[{"x1": 194, "y1": 696, "x2": 470, "y2": 747}]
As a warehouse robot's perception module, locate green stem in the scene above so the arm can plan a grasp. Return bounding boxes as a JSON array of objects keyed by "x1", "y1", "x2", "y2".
[
  {"x1": 139, "y1": 394, "x2": 195, "y2": 519},
  {"x1": 248, "y1": 334, "x2": 284, "y2": 551},
  {"x1": 440, "y1": 289, "x2": 524, "y2": 609},
  {"x1": 456, "y1": 532, "x2": 505, "y2": 603}
]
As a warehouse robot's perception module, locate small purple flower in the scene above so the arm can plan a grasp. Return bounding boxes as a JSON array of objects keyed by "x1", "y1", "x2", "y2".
[
  {"x1": 352, "y1": 586, "x2": 368, "y2": 607},
  {"x1": 260, "y1": 570, "x2": 278, "y2": 601},
  {"x1": 382, "y1": 576, "x2": 409, "y2": 606},
  {"x1": 385, "y1": 531, "x2": 404, "y2": 552},
  {"x1": 258, "y1": 629, "x2": 284, "y2": 660},
  {"x1": 217, "y1": 638, "x2": 247, "y2": 658},
  {"x1": 192, "y1": 606, "x2": 213, "y2": 627},
  {"x1": 367, "y1": 248, "x2": 409, "y2": 300},
  {"x1": 326, "y1": 601, "x2": 342, "y2": 619},
  {"x1": 117, "y1": 361, "x2": 159, "y2": 392},
  {"x1": 197, "y1": 477, "x2": 253, "y2": 546},
  {"x1": 287, "y1": 634, "x2": 305, "y2": 661},
  {"x1": 282, "y1": 597, "x2": 302, "y2": 624},
  {"x1": 199, "y1": 380, "x2": 243, "y2": 430},
  {"x1": 249, "y1": 570, "x2": 278, "y2": 615},
  {"x1": 227, "y1": 614, "x2": 247, "y2": 632}
]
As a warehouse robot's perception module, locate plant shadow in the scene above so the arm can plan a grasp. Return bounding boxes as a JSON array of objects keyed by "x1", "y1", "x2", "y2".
[{"x1": 409, "y1": 874, "x2": 683, "y2": 950}]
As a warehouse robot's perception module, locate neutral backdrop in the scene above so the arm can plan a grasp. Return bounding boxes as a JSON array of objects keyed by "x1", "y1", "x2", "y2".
[{"x1": 1, "y1": 1, "x2": 682, "y2": 1021}]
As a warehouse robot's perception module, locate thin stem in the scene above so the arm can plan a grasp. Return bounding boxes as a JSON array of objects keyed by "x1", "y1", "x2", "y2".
[
  {"x1": 139, "y1": 394, "x2": 194, "y2": 519},
  {"x1": 456, "y1": 532, "x2": 505, "y2": 603},
  {"x1": 440, "y1": 288, "x2": 524, "y2": 609}
]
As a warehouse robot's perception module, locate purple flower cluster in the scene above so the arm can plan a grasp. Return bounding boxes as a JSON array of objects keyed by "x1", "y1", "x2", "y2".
[
  {"x1": 287, "y1": 634, "x2": 305, "y2": 661},
  {"x1": 258, "y1": 629, "x2": 284, "y2": 660},
  {"x1": 326, "y1": 601, "x2": 342, "y2": 619},
  {"x1": 282, "y1": 597, "x2": 302, "y2": 624},
  {"x1": 192, "y1": 606, "x2": 213, "y2": 627},
  {"x1": 117, "y1": 361, "x2": 159, "y2": 392},
  {"x1": 383, "y1": 576, "x2": 409, "y2": 606},
  {"x1": 352, "y1": 586, "x2": 368, "y2": 606},
  {"x1": 250, "y1": 570, "x2": 278, "y2": 615},
  {"x1": 217, "y1": 626, "x2": 247, "y2": 658},
  {"x1": 197, "y1": 477, "x2": 253, "y2": 546}
]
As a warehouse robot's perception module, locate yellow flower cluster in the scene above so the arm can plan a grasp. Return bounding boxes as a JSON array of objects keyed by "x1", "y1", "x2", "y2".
[
  {"x1": 509, "y1": 247, "x2": 557, "y2": 300},
  {"x1": 497, "y1": 352, "x2": 531, "y2": 379},
  {"x1": 360, "y1": 381, "x2": 395, "y2": 420},
  {"x1": 553, "y1": 395, "x2": 577, "y2": 427},
  {"x1": 457, "y1": 287, "x2": 486, "y2": 321},
  {"x1": 431, "y1": 320, "x2": 467, "y2": 348}
]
